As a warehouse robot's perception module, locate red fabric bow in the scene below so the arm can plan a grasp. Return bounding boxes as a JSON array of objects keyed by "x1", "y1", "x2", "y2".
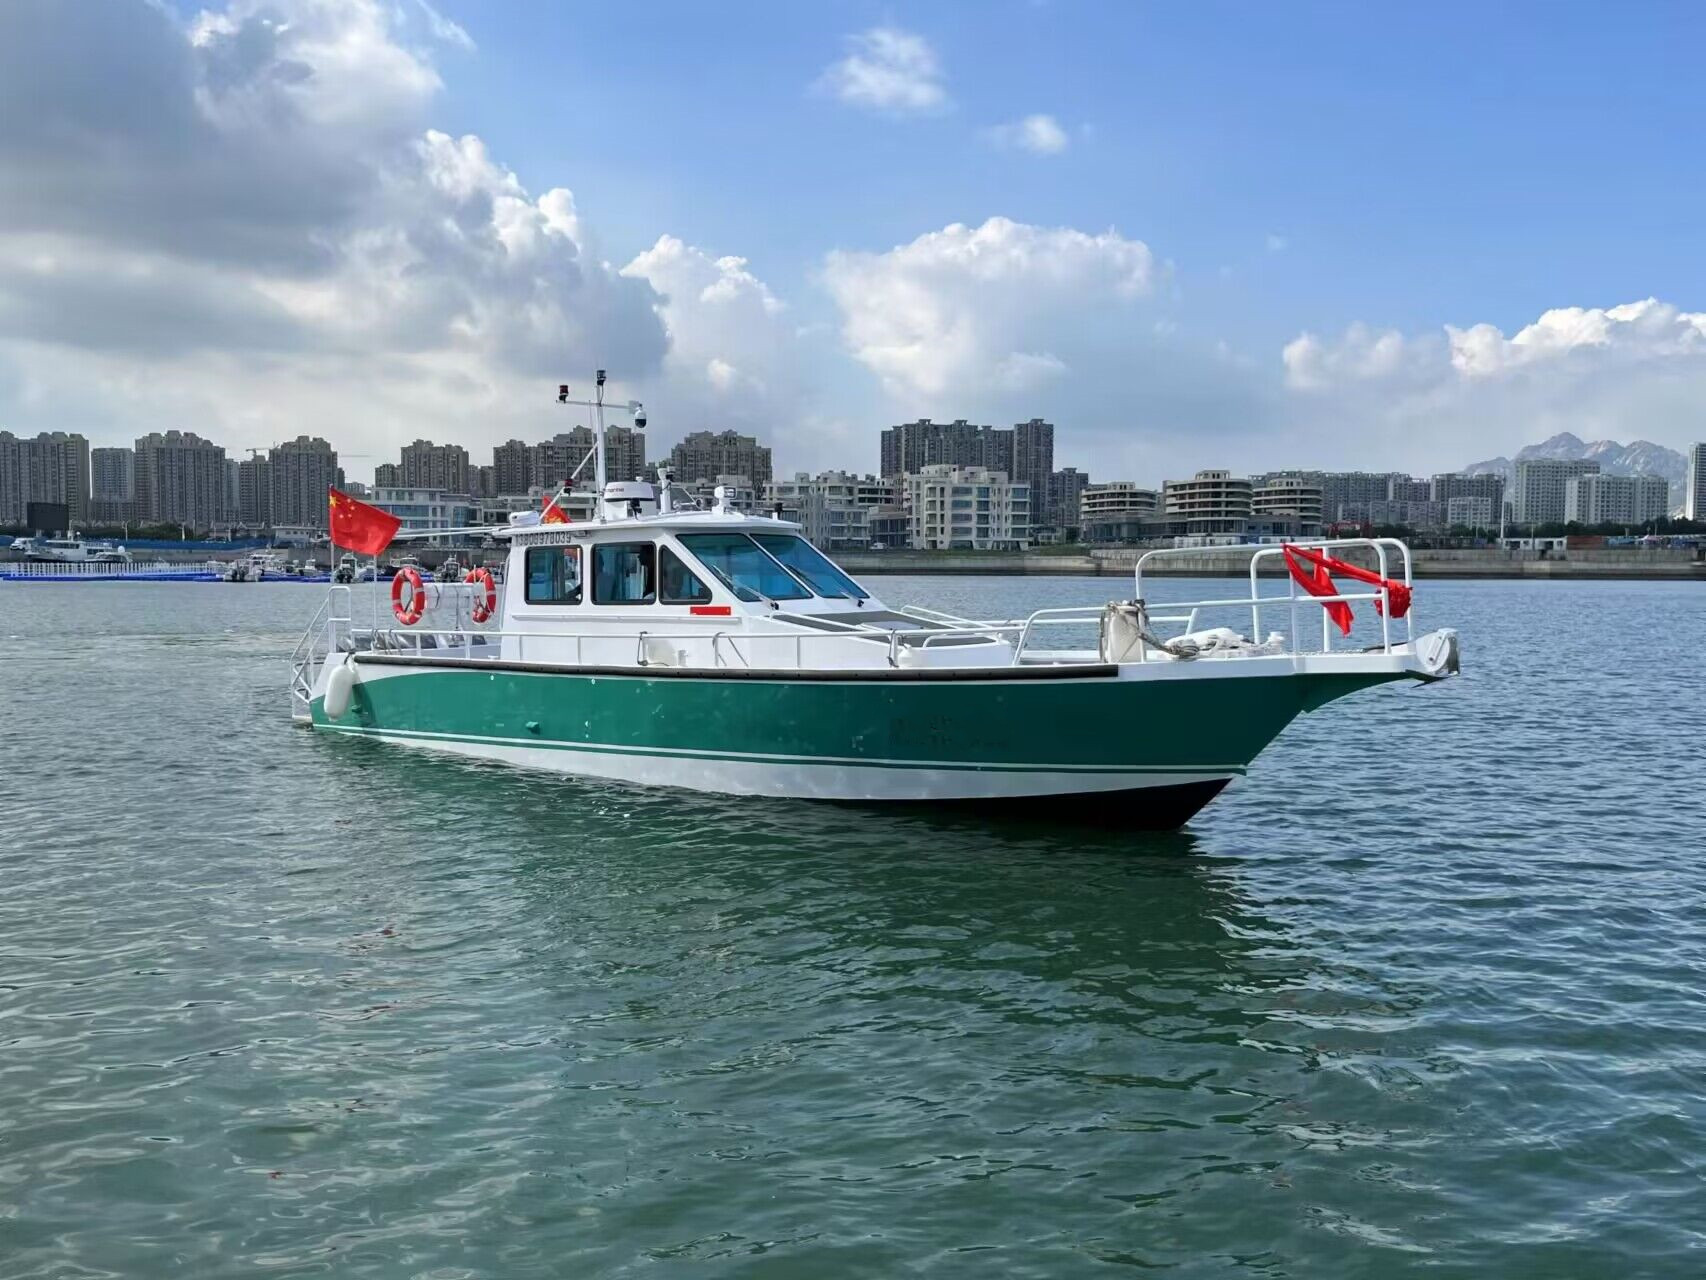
[{"x1": 1281, "y1": 544, "x2": 1412, "y2": 635}]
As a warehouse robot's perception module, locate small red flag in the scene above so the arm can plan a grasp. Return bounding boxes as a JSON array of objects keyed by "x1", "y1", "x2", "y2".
[
  {"x1": 1283, "y1": 544, "x2": 1354, "y2": 635},
  {"x1": 540, "y1": 490, "x2": 570, "y2": 525},
  {"x1": 328, "y1": 487, "x2": 402, "y2": 557}
]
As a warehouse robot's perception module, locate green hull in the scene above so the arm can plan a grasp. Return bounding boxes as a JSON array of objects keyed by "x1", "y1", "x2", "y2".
[{"x1": 313, "y1": 656, "x2": 1406, "y2": 782}]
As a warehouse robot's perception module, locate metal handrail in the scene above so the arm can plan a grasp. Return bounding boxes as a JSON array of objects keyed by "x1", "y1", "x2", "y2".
[{"x1": 1132, "y1": 537, "x2": 1415, "y2": 656}]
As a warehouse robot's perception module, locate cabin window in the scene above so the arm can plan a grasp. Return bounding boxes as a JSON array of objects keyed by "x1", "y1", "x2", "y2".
[
  {"x1": 659, "y1": 545, "x2": 713, "y2": 604},
  {"x1": 592, "y1": 542, "x2": 656, "y2": 605},
  {"x1": 750, "y1": 534, "x2": 869, "y2": 600},
  {"x1": 524, "y1": 545, "x2": 582, "y2": 605},
  {"x1": 677, "y1": 533, "x2": 810, "y2": 602}
]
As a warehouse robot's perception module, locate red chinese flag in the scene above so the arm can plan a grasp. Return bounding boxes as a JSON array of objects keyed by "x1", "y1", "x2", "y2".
[
  {"x1": 540, "y1": 491, "x2": 570, "y2": 525},
  {"x1": 1282, "y1": 544, "x2": 1354, "y2": 636},
  {"x1": 328, "y1": 487, "x2": 402, "y2": 557}
]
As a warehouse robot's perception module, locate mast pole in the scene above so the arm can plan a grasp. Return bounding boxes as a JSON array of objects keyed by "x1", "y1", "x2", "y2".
[{"x1": 594, "y1": 368, "x2": 608, "y2": 503}]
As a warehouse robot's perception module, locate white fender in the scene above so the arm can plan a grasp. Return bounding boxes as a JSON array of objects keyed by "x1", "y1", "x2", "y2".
[{"x1": 323, "y1": 661, "x2": 358, "y2": 719}]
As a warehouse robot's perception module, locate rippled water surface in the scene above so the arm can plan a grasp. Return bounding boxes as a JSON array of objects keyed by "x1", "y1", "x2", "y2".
[{"x1": 3, "y1": 576, "x2": 1705, "y2": 1278}]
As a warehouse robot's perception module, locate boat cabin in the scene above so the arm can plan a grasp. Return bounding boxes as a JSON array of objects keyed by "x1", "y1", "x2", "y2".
[{"x1": 490, "y1": 481, "x2": 1014, "y2": 671}]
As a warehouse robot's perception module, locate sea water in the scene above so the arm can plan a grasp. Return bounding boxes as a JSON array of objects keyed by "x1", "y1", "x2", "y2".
[{"x1": 2, "y1": 577, "x2": 1704, "y2": 1277}]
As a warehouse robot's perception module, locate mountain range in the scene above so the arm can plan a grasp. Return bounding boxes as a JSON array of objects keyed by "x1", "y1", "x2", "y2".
[{"x1": 1465, "y1": 433, "x2": 1688, "y2": 509}]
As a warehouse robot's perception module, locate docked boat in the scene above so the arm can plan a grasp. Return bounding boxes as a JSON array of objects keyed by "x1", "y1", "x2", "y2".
[
  {"x1": 21, "y1": 533, "x2": 129, "y2": 564},
  {"x1": 288, "y1": 390, "x2": 1459, "y2": 828}
]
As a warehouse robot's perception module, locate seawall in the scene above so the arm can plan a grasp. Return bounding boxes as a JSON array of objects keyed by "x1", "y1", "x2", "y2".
[{"x1": 838, "y1": 548, "x2": 1705, "y2": 580}]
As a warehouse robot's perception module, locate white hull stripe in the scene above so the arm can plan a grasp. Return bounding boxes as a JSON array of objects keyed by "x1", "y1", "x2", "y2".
[{"x1": 313, "y1": 722, "x2": 1247, "y2": 777}]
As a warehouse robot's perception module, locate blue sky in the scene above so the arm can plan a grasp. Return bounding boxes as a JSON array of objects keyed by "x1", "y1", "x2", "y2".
[
  {"x1": 444, "y1": 2, "x2": 1704, "y2": 331},
  {"x1": 3, "y1": 0, "x2": 1703, "y2": 482}
]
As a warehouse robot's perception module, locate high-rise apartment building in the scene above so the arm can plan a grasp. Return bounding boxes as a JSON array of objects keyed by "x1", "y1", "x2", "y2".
[
  {"x1": 530, "y1": 425, "x2": 647, "y2": 491},
  {"x1": 91, "y1": 448, "x2": 134, "y2": 503},
  {"x1": 134, "y1": 431, "x2": 226, "y2": 531},
  {"x1": 1430, "y1": 472, "x2": 1506, "y2": 511},
  {"x1": 1687, "y1": 443, "x2": 1706, "y2": 522},
  {"x1": 1563, "y1": 474, "x2": 1669, "y2": 525},
  {"x1": 374, "y1": 462, "x2": 402, "y2": 488},
  {"x1": 0, "y1": 430, "x2": 90, "y2": 526},
  {"x1": 268, "y1": 435, "x2": 339, "y2": 531},
  {"x1": 400, "y1": 439, "x2": 470, "y2": 494},
  {"x1": 880, "y1": 419, "x2": 1006, "y2": 478},
  {"x1": 1011, "y1": 419, "x2": 1055, "y2": 495},
  {"x1": 493, "y1": 440, "x2": 532, "y2": 494},
  {"x1": 667, "y1": 430, "x2": 770, "y2": 487},
  {"x1": 1045, "y1": 465, "x2": 1088, "y2": 530},
  {"x1": 1512, "y1": 459, "x2": 1599, "y2": 525},
  {"x1": 238, "y1": 456, "x2": 272, "y2": 527}
]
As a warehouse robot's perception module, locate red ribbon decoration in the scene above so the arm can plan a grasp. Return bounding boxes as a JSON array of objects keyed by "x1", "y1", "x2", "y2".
[
  {"x1": 1282, "y1": 544, "x2": 1354, "y2": 635},
  {"x1": 1282, "y1": 544, "x2": 1412, "y2": 630}
]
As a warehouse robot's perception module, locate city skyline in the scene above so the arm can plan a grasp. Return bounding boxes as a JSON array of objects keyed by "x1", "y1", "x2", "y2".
[{"x1": 2, "y1": 3, "x2": 1705, "y2": 485}]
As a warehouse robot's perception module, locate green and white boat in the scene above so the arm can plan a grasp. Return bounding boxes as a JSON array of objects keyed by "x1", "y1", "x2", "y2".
[{"x1": 290, "y1": 398, "x2": 1458, "y2": 829}]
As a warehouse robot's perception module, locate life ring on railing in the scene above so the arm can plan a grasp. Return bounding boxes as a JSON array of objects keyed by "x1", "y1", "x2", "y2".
[
  {"x1": 465, "y1": 566, "x2": 497, "y2": 623},
  {"x1": 391, "y1": 565, "x2": 426, "y2": 625}
]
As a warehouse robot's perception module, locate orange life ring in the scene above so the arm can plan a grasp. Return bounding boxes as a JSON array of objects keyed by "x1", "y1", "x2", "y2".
[
  {"x1": 391, "y1": 565, "x2": 426, "y2": 625},
  {"x1": 465, "y1": 566, "x2": 497, "y2": 623}
]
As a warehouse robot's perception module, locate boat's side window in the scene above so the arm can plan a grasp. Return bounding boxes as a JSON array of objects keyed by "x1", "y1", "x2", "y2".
[
  {"x1": 593, "y1": 542, "x2": 656, "y2": 605},
  {"x1": 525, "y1": 545, "x2": 582, "y2": 605},
  {"x1": 658, "y1": 545, "x2": 712, "y2": 604}
]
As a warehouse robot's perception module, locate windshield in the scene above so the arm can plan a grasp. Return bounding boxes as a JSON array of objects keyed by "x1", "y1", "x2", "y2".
[
  {"x1": 750, "y1": 534, "x2": 869, "y2": 600},
  {"x1": 677, "y1": 533, "x2": 810, "y2": 601}
]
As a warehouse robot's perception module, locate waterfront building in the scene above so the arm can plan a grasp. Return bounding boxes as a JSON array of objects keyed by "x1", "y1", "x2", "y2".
[
  {"x1": 1512, "y1": 459, "x2": 1599, "y2": 525},
  {"x1": 667, "y1": 430, "x2": 769, "y2": 488},
  {"x1": 1446, "y1": 495, "x2": 1496, "y2": 528},
  {"x1": 764, "y1": 471, "x2": 900, "y2": 550},
  {"x1": 371, "y1": 487, "x2": 478, "y2": 541},
  {"x1": 1431, "y1": 471, "x2": 1506, "y2": 513},
  {"x1": 1045, "y1": 465, "x2": 1088, "y2": 531},
  {"x1": 1251, "y1": 475, "x2": 1324, "y2": 534},
  {"x1": 1012, "y1": 419, "x2": 1055, "y2": 501},
  {"x1": 471, "y1": 465, "x2": 497, "y2": 498},
  {"x1": 268, "y1": 436, "x2": 339, "y2": 531},
  {"x1": 224, "y1": 458, "x2": 240, "y2": 526},
  {"x1": 91, "y1": 448, "x2": 134, "y2": 505},
  {"x1": 237, "y1": 457, "x2": 271, "y2": 527},
  {"x1": 879, "y1": 418, "x2": 1053, "y2": 501},
  {"x1": 134, "y1": 430, "x2": 225, "y2": 531},
  {"x1": 1351, "y1": 498, "x2": 1446, "y2": 530},
  {"x1": 493, "y1": 439, "x2": 532, "y2": 494},
  {"x1": 1687, "y1": 443, "x2": 1706, "y2": 522},
  {"x1": 901, "y1": 465, "x2": 1030, "y2": 551},
  {"x1": 1388, "y1": 477, "x2": 1432, "y2": 503},
  {"x1": 881, "y1": 419, "x2": 1002, "y2": 478},
  {"x1": 1162, "y1": 469, "x2": 1252, "y2": 537},
  {"x1": 400, "y1": 440, "x2": 470, "y2": 494},
  {"x1": 1081, "y1": 482, "x2": 1159, "y2": 522},
  {"x1": 1563, "y1": 473, "x2": 1669, "y2": 525},
  {"x1": 0, "y1": 430, "x2": 91, "y2": 527}
]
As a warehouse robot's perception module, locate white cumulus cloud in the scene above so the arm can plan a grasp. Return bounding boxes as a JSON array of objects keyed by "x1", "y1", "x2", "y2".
[
  {"x1": 0, "y1": 0, "x2": 670, "y2": 459},
  {"x1": 816, "y1": 27, "x2": 948, "y2": 115},
  {"x1": 822, "y1": 216, "x2": 1153, "y2": 401},
  {"x1": 985, "y1": 114, "x2": 1070, "y2": 155}
]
